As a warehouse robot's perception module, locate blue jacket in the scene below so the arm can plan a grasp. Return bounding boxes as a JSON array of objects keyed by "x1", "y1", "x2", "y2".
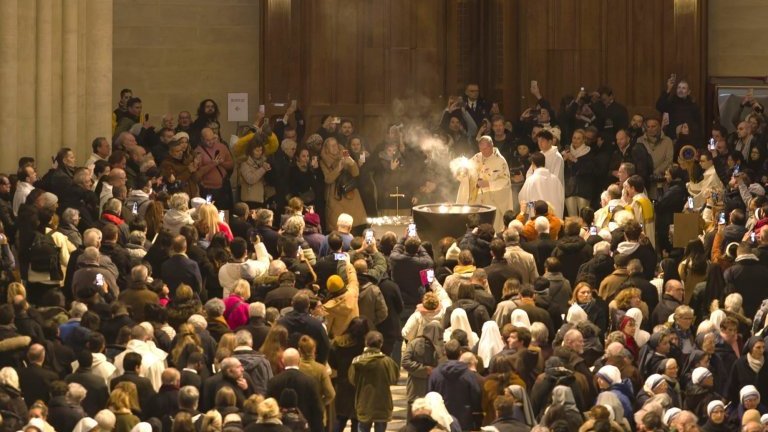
[
  {"x1": 427, "y1": 360, "x2": 481, "y2": 431},
  {"x1": 610, "y1": 380, "x2": 635, "y2": 428}
]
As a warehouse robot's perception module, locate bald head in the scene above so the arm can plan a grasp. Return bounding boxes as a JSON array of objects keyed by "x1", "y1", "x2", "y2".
[
  {"x1": 283, "y1": 348, "x2": 300, "y2": 367},
  {"x1": 606, "y1": 342, "x2": 625, "y2": 357},
  {"x1": 28, "y1": 343, "x2": 45, "y2": 365},
  {"x1": 563, "y1": 329, "x2": 584, "y2": 354}
]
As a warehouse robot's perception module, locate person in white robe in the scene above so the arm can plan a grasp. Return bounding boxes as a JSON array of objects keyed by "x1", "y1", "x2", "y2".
[
  {"x1": 686, "y1": 152, "x2": 723, "y2": 208},
  {"x1": 519, "y1": 152, "x2": 565, "y2": 218},
  {"x1": 455, "y1": 136, "x2": 513, "y2": 231},
  {"x1": 526, "y1": 129, "x2": 564, "y2": 186}
]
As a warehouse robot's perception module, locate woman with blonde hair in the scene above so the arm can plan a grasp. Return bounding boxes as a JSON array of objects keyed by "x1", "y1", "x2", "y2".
[
  {"x1": 570, "y1": 281, "x2": 608, "y2": 333},
  {"x1": 609, "y1": 287, "x2": 648, "y2": 329},
  {"x1": 107, "y1": 387, "x2": 140, "y2": 432},
  {"x1": 248, "y1": 397, "x2": 291, "y2": 431},
  {"x1": 6, "y1": 282, "x2": 26, "y2": 303},
  {"x1": 195, "y1": 203, "x2": 233, "y2": 242},
  {"x1": 218, "y1": 333, "x2": 237, "y2": 355},
  {"x1": 214, "y1": 387, "x2": 239, "y2": 417},
  {"x1": 170, "y1": 323, "x2": 203, "y2": 367},
  {"x1": 224, "y1": 279, "x2": 251, "y2": 329},
  {"x1": 113, "y1": 381, "x2": 141, "y2": 416}
]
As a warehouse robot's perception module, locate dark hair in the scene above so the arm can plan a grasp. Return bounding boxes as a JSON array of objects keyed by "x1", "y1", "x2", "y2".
[
  {"x1": 277, "y1": 235, "x2": 299, "y2": 258},
  {"x1": 579, "y1": 207, "x2": 595, "y2": 226},
  {"x1": 327, "y1": 233, "x2": 343, "y2": 252},
  {"x1": 196, "y1": 99, "x2": 220, "y2": 119},
  {"x1": 490, "y1": 238, "x2": 506, "y2": 259},
  {"x1": 544, "y1": 257, "x2": 561, "y2": 272},
  {"x1": 457, "y1": 283, "x2": 475, "y2": 300},
  {"x1": 445, "y1": 339, "x2": 462, "y2": 360},
  {"x1": 120, "y1": 88, "x2": 132, "y2": 97},
  {"x1": 291, "y1": 293, "x2": 309, "y2": 313},
  {"x1": 365, "y1": 331, "x2": 384, "y2": 348},
  {"x1": 404, "y1": 237, "x2": 421, "y2": 255},
  {"x1": 494, "y1": 395, "x2": 516, "y2": 417},
  {"x1": 623, "y1": 220, "x2": 642, "y2": 241},
  {"x1": 668, "y1": 165, "x2": 685, "y2": 180},
  {"x1": 124, "y1": 352, "x2": 142, "y2": 371},
  {"x1": 597, "y1": 86, "x2": 613, "y2": 97},
  {"x1": 626, "y1": 174, "x2": 645, "y2": 193},
  {"x1": 91, "y1": 137, "x2": 107, "y2": 153},
  {"x1": 731, "y1": 208, "x2": 747, "y2": 226},
  {"x1": 476, "y1": 223, "x2": 495, "y2": 242},
  {"x1": 126, "y1": 97, "x2": 142, "y2": 108},
  {"x1": 536, "y1": 130, "x2": 554, "y2": 141},
  {"x1": 511, "y1": 326, "x2": 532, "y2": 347},
  {"x1": 530, "y1": 152, "x2": 546, "y2": 168},
  {"x1": 520, "y1": 287, "x2": 534, "y2": 298},
  {"x1": 343, "y1": 317, "x2": 370, "y2": 344},
  {"x1": 230, "y1": 237, "x2": 247, "y2": 260}
]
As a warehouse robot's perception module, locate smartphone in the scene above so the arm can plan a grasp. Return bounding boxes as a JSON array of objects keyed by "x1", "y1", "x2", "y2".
[
  {"x1": 132, "y1": 202, "x2": 138, "y2": 215},
  {"x1": 407, "y1": 223, "x2": 417, "y2": 237},
  {"x1": 218, "y1": 210, "x2": 225, "y2": 221},
  {"x1": 144, "y1": 113, "x2": 149, "y2": 122},
  {"x1": 258, "y1": 104, "x2": 265, "y2": 114},
  {"x1": 311, "y1": 155, "x2": 318, "y2": 165},
  {"x1": 687, "y1": 197, "x2": 694, "y2": 209},
  {"x1": 734, "y1": 165, "x2": 740, "y2": 175},
  {"x1": 297, "y1": 246, "x2": 302, "y2": 258},
  {"x1": 205, "y1": 194, "x2": 213, "y2": 203},
  {"x1": 95, "y1": 273, "x2": 104, "y2": 287},
  {"x1": 751, "y1": 232, "x2": 757, "y2": 243},
  {"x1": 608, "y1": 205, "x2": 616, "y2": 213},
  {"x1": 708, "y1": 138, "x2": 716, "y2": 151},
  {"x1": 333, "y1": 117, "x2": 341, "y2": 124},
  {"x1": 589, "y1": 226, "x2": 598, "y2": 236},
  {"x1": 718, "y1": 212, "x2": 726, "y2": 225},
  {"x1": 334, "y1": 253, "x2": 346, "y2": 261},
  {"x1": 427, "y1": 269, "x2": 435, "y2": 283},
  {"x1": 364, "y1": 229, "x2": 374, "y2": 245},
  {"x1": 419, "y1": 269, "x2": 433, "y2": 287},
  {"x1": 580, "y1": 87, "x2": 585, "y2": 92},
  {"x1": 711, "y1": 191, "x2": 719, "y2": 202}
]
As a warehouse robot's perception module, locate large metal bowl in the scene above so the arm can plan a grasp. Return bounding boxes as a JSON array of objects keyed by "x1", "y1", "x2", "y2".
[{"x1": 411, "y1": 203, "x2": 497, "y2": 246}]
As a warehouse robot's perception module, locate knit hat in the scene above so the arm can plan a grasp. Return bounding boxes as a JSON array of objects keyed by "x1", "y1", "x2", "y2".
[
  {"x1": 663, "y1": 408, "x2": 682, "y2": 426},
  {"x1": 303, "y1": 212, "x2": 321, "y2": 227},
  {"x1": 445, "y1": 242, "x2": 461, "y2": 261},
  {"x1": 23, "y1": 418, "x2": 46, "y2": 432},
  {"x1": 741, "y1": 385, "x2": 761, "y2": 404},
  {"x1": 761, "y1": 413, "x2": 768, "y2": 425},
  {"x1": 596, "y1": 365, "x2": 621, "y2": 386},
  {"x1": 327, "y1": 275, "x2": 344, "y2": 293},
  {"x1": 743, "y1": 409, "x2": 762, "y2": 426},
  {"x1": 190, "y1": 197, "x2": 206, "y2": 209},
  {"x1": 691, "y1": 367, "x2": 712, "y2": 385},
  {"x1": 707, "y1": 400, "x2": 725, "y2": 417}
]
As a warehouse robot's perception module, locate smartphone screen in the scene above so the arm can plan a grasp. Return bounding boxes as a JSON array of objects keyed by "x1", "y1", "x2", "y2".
[
  {"x1": 218, "y1": 210, "x2": 225, "y2": 221},
  {"x1": 427, "y1": 269, "x2": 435, "y2": 283},
  {"x1": 132, "y1": 202, "x2": 138, "y2": 215},
  {"x1": 364, "y1": 229, "x2": 374, "y2": 245},
  {"x1": 334, "y1": 253, "x2": 346, "y2": 261},
  {"x1": 734, "y1": 165, "x2": 740, "y2": 175},
  {"x1": 718, "y1": 212, "x2": 726, "y2": 225},
  {"x1": 687, "y1": 197, "x2": 694, "y2": 209},
  {"x1": 297, "y1": 246, "x2": 302, "y2": 258},
  {"x1": 751, "y1": 232, "x2": 757, "y2": 243},
  {"x1": 708, "y1": 138, "x2": 716, "y2": 150},
  {"x1": 95, "y1": 273, "x2": 104, "y2": 287},
  {"x1": 206, "y1": 194, "x2": 213, "y2": 203},
  {"x1": 407, "y1": 223, "x2": 417, "y2": 237},
  {"x1": 589, "y1": 226, "x2": 598, "y2": 236}
]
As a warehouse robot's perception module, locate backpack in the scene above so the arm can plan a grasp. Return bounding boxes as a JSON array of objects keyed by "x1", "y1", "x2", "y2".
[{"x1": 29, "y1": 231, "x2": 63, "y2": 280}]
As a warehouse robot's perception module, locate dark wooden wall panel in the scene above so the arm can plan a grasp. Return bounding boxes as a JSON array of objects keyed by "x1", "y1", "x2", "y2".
[{"x1": 261, "y1": 0, "x2": 706, "y2": 140}]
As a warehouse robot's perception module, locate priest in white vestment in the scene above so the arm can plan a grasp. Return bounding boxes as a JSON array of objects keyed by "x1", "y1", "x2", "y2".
[
  {"x1": 686, "y1": 153, "x2": 723, "y2": 208},
  {"x1": 519, "y1": 151, "x2": 565, "y2": 218},
  {"x1": 526, "y1": 129, "x2": 564, "y2": 186},
  {"x1": 456, "y1": 136, "x2": 513, "y2": 231}
]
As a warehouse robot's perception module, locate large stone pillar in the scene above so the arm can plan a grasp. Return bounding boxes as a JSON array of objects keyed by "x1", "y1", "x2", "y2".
[
  {"x1": 17, "y1": 0, "x2": 37, "y2": 158},
  {"x1": 36, "y1": 0, "x2": 53, "y2": 163},
  {"x1": 85, "y1": 0, "x2": 113, "y2": 147},
  {"x1": 0, "y1": 0, "x2": 19, "y2": 171},
  {"x1": 62, "y1": 0, "x2": 78, "y2": 150}
]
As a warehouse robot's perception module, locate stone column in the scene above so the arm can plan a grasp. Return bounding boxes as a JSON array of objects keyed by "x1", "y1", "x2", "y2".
[
  {"x1": 17, "y1": 0, "x2": 37, "y2": 156},
  {"x1": 85, "y1": 0, "x2": 113, "y2": 146},
  {"x1": 36, "y1": 0, "x2": 53, "y2": 163},
  {"x1": 62, "y1": 0, "x2": 78, "y2": 150},
  {"x1": 0, "y1": 0, "x2": 19, "y2": 172}
]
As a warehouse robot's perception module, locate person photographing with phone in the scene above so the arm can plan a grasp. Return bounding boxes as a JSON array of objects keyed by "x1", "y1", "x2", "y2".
[
  {"x1": 656, "y1": 73, "x2": 701, "y2": 143},
  {"x1": 195, "y1": 127, "x2": 234, "y2": 210}
]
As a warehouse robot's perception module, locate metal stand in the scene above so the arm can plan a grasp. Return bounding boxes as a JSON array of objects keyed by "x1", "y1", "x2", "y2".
[{"x1": 389, "y1": 186, "x2": 405, "y2": 217}]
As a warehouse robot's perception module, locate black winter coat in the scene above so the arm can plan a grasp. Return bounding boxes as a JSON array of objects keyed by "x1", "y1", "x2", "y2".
[
  {"x1": 47, "y1": 395, "x2": 86, "y2": 432},
  {"x1": 552, "y1": 235, "x2": 592, "y2": 286}
]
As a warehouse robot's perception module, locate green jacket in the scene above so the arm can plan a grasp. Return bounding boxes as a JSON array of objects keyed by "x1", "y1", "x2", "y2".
[{"x1": 348, "y1": 347, "x2": 399, "y2": 422}]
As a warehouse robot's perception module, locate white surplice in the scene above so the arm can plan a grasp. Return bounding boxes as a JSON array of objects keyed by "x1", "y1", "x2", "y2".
[
  {"x1": 519, "y1": 167, "x2": 565, "y2": 218},
  {"x1": 456, "y1": 148, "x2": 513, "y2": 231}
]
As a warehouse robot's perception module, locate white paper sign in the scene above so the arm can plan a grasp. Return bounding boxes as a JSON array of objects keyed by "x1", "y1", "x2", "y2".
[{"x1": 227, "y1": 93, "x2": 248, "y2": 122}]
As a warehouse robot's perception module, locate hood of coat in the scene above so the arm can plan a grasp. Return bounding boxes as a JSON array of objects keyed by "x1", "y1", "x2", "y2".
[{"x1": 557, "y1": 235, "x2": 588, "y2": 254}]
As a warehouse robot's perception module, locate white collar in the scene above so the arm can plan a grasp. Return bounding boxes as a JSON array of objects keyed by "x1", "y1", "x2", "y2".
[{"x1": 284, "y1": 366, "x2": 300, "y2": 370}]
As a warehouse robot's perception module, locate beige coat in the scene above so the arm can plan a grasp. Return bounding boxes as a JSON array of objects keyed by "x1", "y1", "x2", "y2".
[
  {"x1": 321, "y1": 157, "x2": 367, "y2": 232},
  {"x1": 323, "y1": 263, "x2": 360, "y2": 338},
  {"x1": 238, "y1": 156, "x2": 269, "y2": 203}
]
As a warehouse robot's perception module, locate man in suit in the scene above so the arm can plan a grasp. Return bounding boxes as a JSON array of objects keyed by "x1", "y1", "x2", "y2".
[
  {"x1": 161, "y1": 235, "x2": 203, "y2": 297},
  {"x1": 266, "y1": 348, "x2": 324, "y2": 432},
  {"x1": 464, "y1": 83, "x2": 491, "y2": 128},
  {"x1": 180, "y1": 351, "x2": 204, "y2": 391},
  {"x1": 66, "y1": 349, "x2": 109, "y2": 417},
  {"x1": 201, "y1": 357, "x2": 257, "y2": 411},
  {"x1": 18, "y1": 344, "x2": 59, "y2": 408},
  {"x1": 110, "y1": 351, "x2": 156, "y2": 410}
]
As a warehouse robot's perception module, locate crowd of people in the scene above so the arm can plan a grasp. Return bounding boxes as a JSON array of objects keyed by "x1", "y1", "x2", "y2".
[{"x1": 0, "y1": 73, "x2": 765, "y2": 432}]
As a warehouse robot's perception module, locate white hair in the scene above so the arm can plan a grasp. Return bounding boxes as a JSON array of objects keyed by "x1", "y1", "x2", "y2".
[
  {"x1": 534, "y1": 216, "x2": 550, "y2": 234},
  {"x1": 249, "y1": 302, "x2": 266, "y2": 318},
  {"x1": 507, "y1": 219, "x2": 524, "y2": 233},
  {"x1": 337, "y1": 213, "x2": 353, "y2": 228},
  {"x1": 169, "y1": 193, "x2": 190, "y2": 212},
  {"x1": 67, "y1": 382, "x2": 87, "y2": 403},
  {"x1": 593, "y1": 241, "x2": 611, "y2": 256}
]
